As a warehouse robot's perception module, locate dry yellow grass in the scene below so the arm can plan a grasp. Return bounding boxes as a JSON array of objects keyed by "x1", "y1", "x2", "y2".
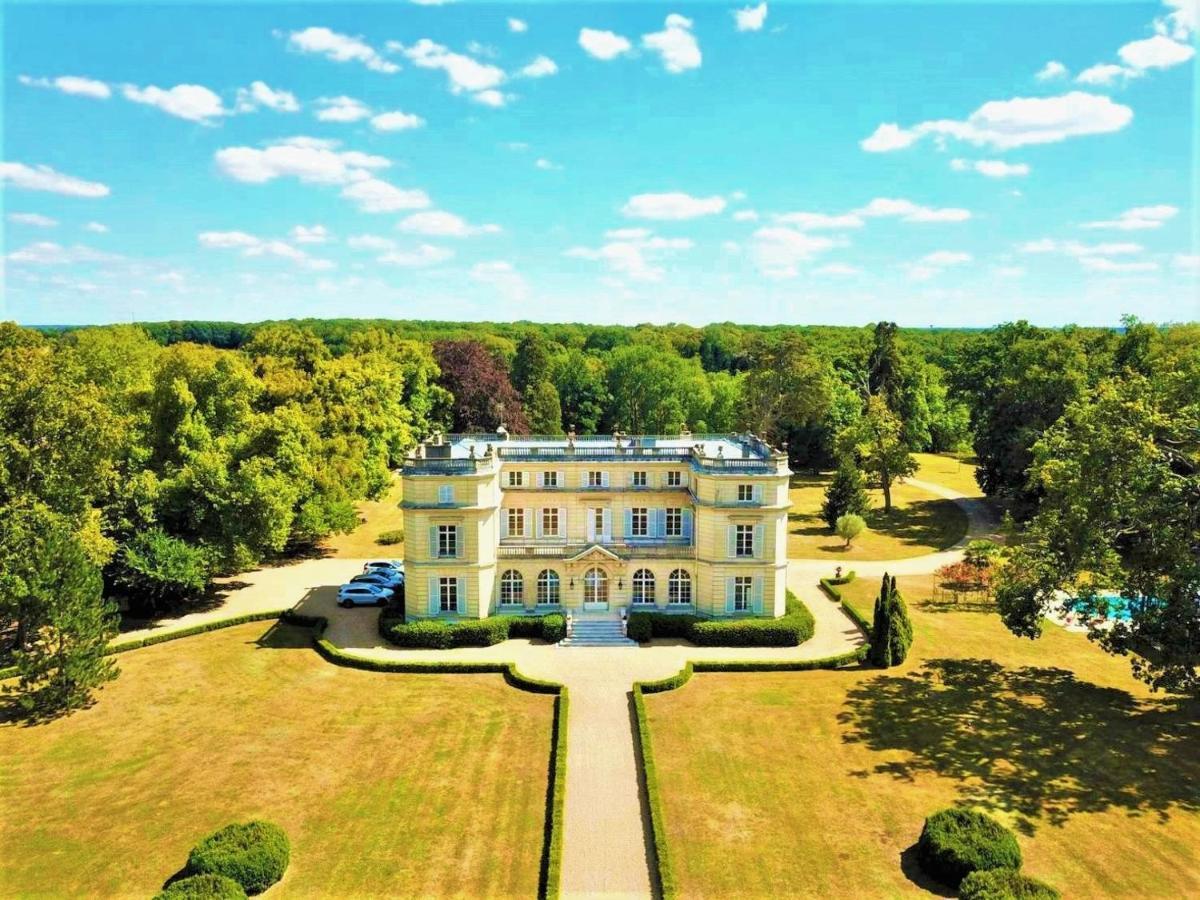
[
  {"x1": 646, "y1": 574, "x2": 1200, "y2": 898},
  {"x1": 0, "y1": 621, "x2": 553, "y2": 898},
  {"x1": 321, "y1": 477, "x2": 405, "y2": 558},
  {"x1": 913, "y1": 451, "x2": 985, "y2": 498}
]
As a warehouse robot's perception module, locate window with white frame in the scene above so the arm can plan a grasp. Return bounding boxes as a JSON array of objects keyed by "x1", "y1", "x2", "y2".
[
  {"x1": 507, "y1": 508, "x2": 524, "y2": 537},
  {"x1": 665, "y1": 507, "x2": 683, "y2": 537},
  {"x1": 668, "y1": 569, "x2": 692, "y2": 604},
  {"x1": 438, "y1": 485, "x2": 454, "y2": 504},
  {"x1": 537, "y1": 569, "x2": 560, "y2": 605},
  {"x1": 542, "y1": 507, "x2": 560, "y2": 537},
  {"x1": 737, "y1": 483, "x2": 754, "y2": 502},
  {"x1": 591, "y1": 508, "x2": 604, "y2": 540},
  {"x1": 508, "y1": 470, "x2": 525, "y2": 487},
  {"x1": 542, "y1": 471, "x2": 558, "y2": 487},
  {"x1": 439, "y1": 577, "x2": 458, "y2": 612},
  {"x1": 587, "y1": 470, "x2": 605, "y2": 487},
  {"x1": 666, "y1": 470, "x2": 682, "y2": 487},
  {"x1": 499, "y1": 570, "x2": 523, "y2": 605},
  {"x1": 733, "y1": 576, "x2": 752, "y2": 611},
  {"x1": 630, "y1": 507, "x2": 649, "y2": 537},
  {"x1": 632, "y1": 471, "x2": 647, "y2": 487},
  {"x1": 438, "y1": 525, "x2": 458, "y2": 558},
  {"x1": 735, "y1": 524, "x2": 754, "y2": 557},
  {"x1": 632, "y1": 568, "x2": 655, "y2": 604}
]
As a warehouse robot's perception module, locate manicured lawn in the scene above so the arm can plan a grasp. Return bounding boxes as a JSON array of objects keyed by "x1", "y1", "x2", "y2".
[
  {"x1": 645, "y1": 574, "x2": 1200, "y2": 898},
  {"x1": 320, "y1": 476, "x2": 405, "y2": 558},
  {"x1": 912, "y1": 452, "x2": 984, "y2": 498},
  {"x1": 788, "y1": 476, "x2": 969, "y2": 561},
  {"x1": 0, "y1": 622, "x2": 553, "y2": 898}
]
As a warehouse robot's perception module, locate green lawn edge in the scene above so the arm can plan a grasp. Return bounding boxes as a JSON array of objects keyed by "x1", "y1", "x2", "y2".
[{"x1": 818, "y1": 571, "x2": 874, "y2": 637}]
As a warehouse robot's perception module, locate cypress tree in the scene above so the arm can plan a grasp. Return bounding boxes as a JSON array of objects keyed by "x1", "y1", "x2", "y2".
[
  {"x1": 869, "y1": 572, "x2": 894, "y2": 667},
  {"x1": 887, "y1": 574, "x2": 914, "y2": 665},
  {"x1": 821, "y1": 461, "x2": 871, "y2": 530}
]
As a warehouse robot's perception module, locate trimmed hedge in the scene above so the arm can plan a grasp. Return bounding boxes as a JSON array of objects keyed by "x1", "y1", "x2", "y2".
[
  {"x1": 819, "y1": 571, "x2": 873, "y2": 637},
  {"x1": 375, "y1": 528, "x2": 404, "y2": 545},
  {"x1": 632, "y1": 683, "x2": 677, "y2": 899},
  {"x1": 959, "y1": 868, "x2": 1061, "y2": 900},
  {"x1": 186, "y1": 821, "x2": 289, "y2": 895},
  {"x1": 539, "y1": 690, "x2": 569, "y2": 899},
  {"x1": 628, "y1": 592, "x2": 815, "y2": 647},
  {"x1": 378, "y1": 611, "x2": 566, "y2": 649},
  {"x1": 916, "y1": 808, "x2": 1022, "y2": 888},
  {"x1": 154, "y1": 874, "x2": 247, "y2": 899}
]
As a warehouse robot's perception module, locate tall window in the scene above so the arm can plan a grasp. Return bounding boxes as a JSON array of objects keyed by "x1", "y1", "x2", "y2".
[
  {"x1": 542, "y1": 507, "x2": 560, "y2": 537},
  {"x1": 587, "y1": 470, "x2": 605, "y2": 487},
  {"x1": 737, "y1": 484, "x2": 754, "y2": 502},
  {"x1": 632, "y1": 569, "x2": 655, "y2": 604},
  {"x1": 733, "y1": 576, "x2": 752, "y2": 611},
  {"x1": 500, "y1": 570, "x2": 523, "y2": 605},
  {"x1": 507, "y1": 508, "x2": 524, "y2": 537},
  {"x1": 439, "y1": 577, "x2": 458, "y2": 612},
  {"x1": 630, "y1": 508, "x2": 649, "y2": 537},
  {"x1": 668, "y1": 569, "x2": 692, "y2": 605},
  {"x1": 537, "y1": 570, "x2": 560, "y2": 605},
  {"x1": 438, "y1": 485, "x2": 454, "y2": 504},
  {"x1": 735, "y1": 524, "x2": 754, "y2": 557},
  {"x1": 542, "y1": 471, "x2": 558, "y2": 487},
  {"x1": 632, "y1": 471, "x2": 647, "y2": 487},
  {"x1": 438, "y1": 525, "x2": 458, "y2": 558},
  {"x1": 667, "y1": 470, "x2": 682, "y2": 487},
  {"x1": 665, "y1": 507, "x2": 683, "y2": 537},
  {"x1": 583, "y1": 567, "x2": 608, "y2": 604},
  {"x1": 508, "y1": 471, "x2": 525, "y2": 487},
  {"x1": 592, "y1": 508, "x2": 605, "y2": 541}
]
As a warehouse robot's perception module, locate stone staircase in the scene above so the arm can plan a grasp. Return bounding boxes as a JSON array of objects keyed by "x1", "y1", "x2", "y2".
[{"x1": 558, "y1": 618, "x2": 638, "y2": 648}]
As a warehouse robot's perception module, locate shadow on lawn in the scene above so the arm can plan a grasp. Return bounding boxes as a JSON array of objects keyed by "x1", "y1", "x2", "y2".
[
  {"x1": 839, "y1": 658, "x2": 1200, "y2": 833},
  {"x1": 790, "y1": 499, "x2": 966, "y2": 550}
]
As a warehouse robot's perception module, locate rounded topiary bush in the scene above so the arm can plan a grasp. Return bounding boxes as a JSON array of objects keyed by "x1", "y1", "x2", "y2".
[
  {"x1": 959, "y1": 868, "x2": 1061, "y2": 900},
  {"x1": 186, "y1": 821, "x2": 290, "y2": 895},
  {"x1": 154, "y1": 873, "x2": 247, "y2": 899},
  {"x1": 916, "y1": 808, "x2": 1021, "y2": 888}
]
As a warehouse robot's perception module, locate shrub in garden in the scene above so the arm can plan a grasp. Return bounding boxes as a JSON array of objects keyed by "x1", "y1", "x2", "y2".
[
  {"x1": 154, "y1": 874, "x2": 247, "y2": 899},
  {"x1": 186, "y1": 821, "x2": 290, "y2": 895},
  {"x1": 821, "y1": 461, "x2": 870, "y2": 529},
  {"x1": 375, "y1": 528, "x2": 404, "y2": 545},
  {"x1": 836, "y1": 513, "x2": 866, "y2": 547},
  {"x1": 916, "y1": 808, "x2": 1022, "y2": 888},
  {"x1": 628, "y1": 594, "x2": 814, "y2": 646},
  {"x1": 379, "y1": 612, "x2": 565, "y2": 647},
  {"x1": 959, "y1": 868, "x2": 1061, "y2": 900},
  {"x1": 868, "y1": 573, "x2": 913, "y2": 667}
]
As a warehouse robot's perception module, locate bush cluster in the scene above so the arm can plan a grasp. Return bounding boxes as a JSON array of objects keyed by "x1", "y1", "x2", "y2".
[
  {"x1": 869, "y1": 573, "x2": 913, "y2": 668},
  {"x1": 959, "y1": 868, "x2": 1061, "y2": 900},
  {"x1": 378, "y1": 611, "x2": 566, "y2": 648},
  {"x1": 154, "y1": 874, "x2": 247, "y2": 899},
  {"x1": 628, "y1": 593, "x2": 815, "y2": 647},
  {"x1": 916, "y1": 808, "x2": 1022, "y2": 888},
  {"x1": 186, "y1": 821, "x2": 290, "y2": 896},
  {"x1": 375, "y1": 529, "x2": 404, "y2": 546}
]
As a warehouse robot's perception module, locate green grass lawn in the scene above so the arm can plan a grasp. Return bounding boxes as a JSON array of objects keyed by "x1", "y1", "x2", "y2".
[
  {"x1": 320, "y1": 475, "x2": 405, "y2": 559},
  {"x1": 0, "y1": 621, "x2": 553, "y2": 898},
  {"x1": 645, "y1": 574, "x2": 1200, "y2": 898}
]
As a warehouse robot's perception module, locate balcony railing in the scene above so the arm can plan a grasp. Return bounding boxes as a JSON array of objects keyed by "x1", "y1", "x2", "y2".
[{"x1": 497, "y1": 541, "x2": 695, "y2": 559}]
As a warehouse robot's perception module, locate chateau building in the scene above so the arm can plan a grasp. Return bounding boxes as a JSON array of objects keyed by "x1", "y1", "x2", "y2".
[{"x1": 401, "y1": 431, "x2": 791, "y2": 619}]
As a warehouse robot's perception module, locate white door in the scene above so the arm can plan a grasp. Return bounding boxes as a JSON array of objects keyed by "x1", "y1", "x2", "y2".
[{"x1": 582, "y1": 567, "x2": 609, "y2": 611}]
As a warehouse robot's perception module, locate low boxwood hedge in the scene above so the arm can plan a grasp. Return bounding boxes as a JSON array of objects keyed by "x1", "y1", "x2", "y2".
[
  {"x1": 154, "y1": 873, "x2": 247, "y2": 899},
  {"x1": 186, "y1": 821, "x2": 290, "y2": 895},
  {"x1": 959, "y1": 868, "x2": 1061, "y2": 900},
  {"x1": 916, "y1": 808, "x2": 1022, "y2": 888},
  {"x1": 378, "y1": 611, "x2": 566, "y2": 648},
  {"x1": 628, "y1": 592, "x2": 815, "y2": 647}
]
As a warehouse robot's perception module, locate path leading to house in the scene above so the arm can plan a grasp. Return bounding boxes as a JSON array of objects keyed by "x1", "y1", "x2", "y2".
[{"x1": 114, "y1": 477, "x2": 997, "y2": 899}]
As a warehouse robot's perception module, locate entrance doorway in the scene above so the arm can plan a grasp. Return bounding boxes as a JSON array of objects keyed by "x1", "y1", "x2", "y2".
[{"x1": 582, "y1": 567, "x2": 609, "y2": 611}]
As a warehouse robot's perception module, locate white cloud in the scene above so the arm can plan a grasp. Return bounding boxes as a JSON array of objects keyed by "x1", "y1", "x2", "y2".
[
  {"x1": 286, "y1": 26, "x2": 398, "y2": 74},
  {"x1": 397, "y1": 210, "x2": 500, "y2": 237},
  {"x1": 773, "y1": 211, "x2": 864, "y2": 229},
  {"x1": 733, "y1": 210, "x2": 760, "y2": 222},
  {"x1": 861, "y1": 92, "x2": 1133, "y2": 152},
  {"x1": 520, "y1": 55, "x2": 559, "y2": 78},
  {"x1": 370, "y1": 109, "x2": 425, "y2": 131},
  {"x1": 642, "y1": 14, "x2": 702, "y2": 73},
  {"x1": 214, "y1": 137, "x2": 389, "y2": 185},
  {"x1": 508, "y1": 18, "x2": 528, "y2": 34},
  {"x1": 84, "y1": 221, "x2": 109, "y2": 233},
  {"x1": 340, "y1": 178, "x2": 431, "y2": 213},
  {"x1": 535, "y1": 158, "x2": 562, "y2": 171},
  {"x1": 123, "y1": 83, "x2": 228, "y2": 122},
  {"x1": 8, "y1": 212, "x2": 58, "y2": 227},
  {"x1": 622, "y1": 191, "x2": 727, "y2": 220},
  {"x1": 1079, "y1": 257, "x2": 1159, "y2": 273},
  {"x1": 1035, "y1": 60, "x2": 1068, "y2": 80},
  {"x1": 1018, "y1": 239, "x2": 1147, "y2": 265},
  {"x1": 18, "y1": 74, "x2": 111, "y2": 99},
  {"x1": 579, "y1": 28, "x2": 632, "y2": 61},
  {"x1": 1118, "y1": 34, "x2": 1195, "y2": 69},
  {"x1": 290, "y1": 224, "x2": 330, "y2": 244},
  {"x1": 0, "y1": 162, "x2": 110, "y2": 197},
  {"x1": 750, "y1": 227, "x2": 836, "y2": 278},
  {"x1": 7, "y1": 241, "x2": 117, "y2": 265},
  {"x1": 347, "y1": 234, "x2": 397, "y2": 251},
  {"x1": 235, "y1": 81, "x2": 299, "y2": 113},
  {"x1": 814, "y1": 263, "x2": 860, "y2": 276},
  {"x1": 734, "y1": 3, "x2": 768, "y2": 32},
  {"x1": 471, "y1": 260, "x2": 527, "y2": 298},
  {"x1": 566, "y1": 230, "x2": 693, "y2": 282},
  {"x1": 1076, "y1": 63, "x2": 1137, "y2": 86},
  {"x1": 856, "y1": 198, "x2": 971, "y2": 223},
  {"x1": 198, "y1": 230, "x2": 333, "y2": 270},
  {"x1": 316, "y1": 96, "x2": 372, "y2": 122},
  {"x1": 1158, "y1": 0, "x2": 1197, "y2": 40},
  {"x1": 994, "y1": 265, "x2": 1026, "y2": 278},
  {"x1": 1173, "y1": 253, "x2": 1200, "y2": 272},
  {"x1": 395, "y1": 39, "x2": 506, "y2": 101},
  {"x1": 1081, "y1": 204, "x2": 1178, "y2": 230},
  {"x1": 378, "y1": 244, "x2": 454, "y2": 267},
  {"x1": 920, "y1": 251, "x2": 972, "y2": 266},
  {"x1": 950, "y1": 158, "x2": 1030, "y2": 177},
  {"x1": 471, "y1": 89, "x2": 509, "y2": 108},
  {"x1": 605, "y1": 227, "x2": 652, "y2": 240}
]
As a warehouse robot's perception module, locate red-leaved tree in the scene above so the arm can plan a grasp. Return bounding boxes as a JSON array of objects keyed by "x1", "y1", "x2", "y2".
[{"x1": 432, "y1": 340, "x2": 529, "y2": 434}]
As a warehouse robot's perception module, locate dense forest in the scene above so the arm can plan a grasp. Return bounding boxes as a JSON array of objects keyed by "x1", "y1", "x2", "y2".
[{"x1": 3, "y1": 316, "x2": 1198, "y2": 711}]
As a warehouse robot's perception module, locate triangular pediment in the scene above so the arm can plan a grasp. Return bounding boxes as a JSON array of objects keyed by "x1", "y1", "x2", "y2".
[{"x1": 565, "y1": 543, "x2": 622, "y2": 563}]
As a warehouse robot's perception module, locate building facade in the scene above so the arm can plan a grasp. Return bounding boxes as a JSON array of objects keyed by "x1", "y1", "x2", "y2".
[{"x1": 401, "y1": 431, "x2": 791, "y2": 619}]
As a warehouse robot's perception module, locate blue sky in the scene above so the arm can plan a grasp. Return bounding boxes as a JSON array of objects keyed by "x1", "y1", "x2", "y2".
[{"x1": 2, "y1": 1, "x2": 1197, "y2": 327}]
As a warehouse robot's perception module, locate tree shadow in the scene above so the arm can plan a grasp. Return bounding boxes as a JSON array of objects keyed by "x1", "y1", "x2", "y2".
[
  {"x1": 839, "y1": 658, "x2": 1200, "y2": 833},
  {"x1": 899, "y1": 843, "x2": 955, "y2": 897},
  {"x1": 916, "y1": 595, "x2": 998, "y2": 615}
]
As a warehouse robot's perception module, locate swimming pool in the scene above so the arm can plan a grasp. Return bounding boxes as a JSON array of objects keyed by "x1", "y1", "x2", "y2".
[{"x1": 1065, "y1": 594, "x2": 1133, "y2": 621}]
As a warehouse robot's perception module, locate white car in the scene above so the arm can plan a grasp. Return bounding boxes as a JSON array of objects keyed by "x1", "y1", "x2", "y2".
[
  {"x1": 337, "y1": 583, "x2": 393, "y2": 608},
  {"x1": 363, "y1": 559, "x2": 404, "y2": 575}
]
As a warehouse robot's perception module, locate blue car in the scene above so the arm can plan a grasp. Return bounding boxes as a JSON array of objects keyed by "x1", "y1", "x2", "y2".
[
  {"x1": 351, "y1": 571, "x2": 404, "y2": 589},
  {"x1": 337, "y1": 583, "x2": 393, "y2": 608}
]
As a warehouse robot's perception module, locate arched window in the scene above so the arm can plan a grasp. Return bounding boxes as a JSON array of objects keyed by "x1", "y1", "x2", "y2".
[
  {"x1": 537, "y1": 569, "x2": 560, "y2": 606},
  {"x1": 632, "y1": 568, "x2": 656, "y2": 605},
  {"x1": 500, "y1": 570, "x2": 524, "y2": 605},
  {"x1": 668, "y1": 569, "x2": 692, "y2": 605},
  {"x1": 583, "y1": 567, "x2": 608, "y2": 604}
]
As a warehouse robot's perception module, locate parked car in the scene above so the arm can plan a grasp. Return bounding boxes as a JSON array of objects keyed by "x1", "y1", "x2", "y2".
[
  {"x1": 350, "y1": 571, "x2": 403, "y2": 589},
  {"x1": 363, "y1": 559, "x2": 404, "y2": 575},
  {"x1": 337, "y1": 583, "x2": 393, "y2": 608}
]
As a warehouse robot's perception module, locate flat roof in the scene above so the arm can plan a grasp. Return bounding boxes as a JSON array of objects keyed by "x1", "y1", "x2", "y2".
[{"x1": 433, "y1": 433, "x2": 770, "y2": 461}]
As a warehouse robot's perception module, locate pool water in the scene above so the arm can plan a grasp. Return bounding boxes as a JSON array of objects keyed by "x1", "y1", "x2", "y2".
[{"x1": 1066, "y1": 594, "x2": 1134, "y2": 621}]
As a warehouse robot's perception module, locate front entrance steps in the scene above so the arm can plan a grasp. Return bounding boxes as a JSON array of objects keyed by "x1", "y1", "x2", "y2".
[{"x1": 558, "y1": 618, "x2": 637, "y2": 648}]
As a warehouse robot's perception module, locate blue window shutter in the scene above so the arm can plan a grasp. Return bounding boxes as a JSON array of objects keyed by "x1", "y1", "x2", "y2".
[
  {"x1": 457, "y1": 577, "x2": 466, "y2": 614},
  {"x1": 752, "y1": 577, "x2": 764, "y2": 614},
  {"x1": 725, "y1": 577, "x2": 735, "y2": 613},
  {"x1": 428, "y1": 526, "x2": 438, "y2": 557},
  {"x1": 624, "y1": 508, "x2": 633, "y2": 539},
  {"x1": 602, "y1": 471, "x2": 609, "y2": 488},
  {"x1": 558, "y1": 507, "x2": 566, "y2": 539},
  {"x1": 536, "y1": 471, "x2": 544, "y2": 487},
  {"x1": 754, "y1": 524, "x2": 765, "y2": 559},
  {"x1": 524, "y1": 508, "x2": 533, "y2": 538},
  {"x1": 754, "y1": 484, "x2": 763, "y2": 504},
  {"x1": 455, "y1": 525, "x2": 463, "y2": 558},
  {"x1": 500, "y1": 511, "x2": 508, "y2": 539},
  {"x1": 428, "y1": 577, "x2": 439, "y2": 615},
  {"x1": 655, "y1": 508, "x2": 666, "y2": 538},
  {"x1": 682, "y1": 509, "x2": 693, "y2": 541},
  {"x1": 536, "y1": 509, "x2": 544, "y2": 539},
  {"x1": 557, "y1": 470, "x2": 565, "y2": 489},
  {"x1": 727, "y1": 525, "x2": 736, "y2": 557},
  {"x1": 602, "y1": 509, "x2": 612, "y2": 542}
]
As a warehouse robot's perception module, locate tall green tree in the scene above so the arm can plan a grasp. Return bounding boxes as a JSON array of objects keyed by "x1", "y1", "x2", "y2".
[
  {"x1": 554, "y1": 349, "x2": 608, "y2": 433},
  {"x1": 868, "y1": 573, "x2": 913, "y2": 668},
  {"x1": 822, "y1": 461, "x2": 870, "y2": 530},
  {"x1": 837, "y1": 396, "x2": 916, "y2": 513},
  {"x1": 525, "y1": 380, "x2": 564, "y2": 434},
  {"x1": 511, "y1": 332, "x2": 554, "y2": 395},
  {"x1": 605, "y1": 344, "x2": 711, "y2": 433},
  {"x1": 737, "y1": 334, "x2": 833, "y2": 452}
]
